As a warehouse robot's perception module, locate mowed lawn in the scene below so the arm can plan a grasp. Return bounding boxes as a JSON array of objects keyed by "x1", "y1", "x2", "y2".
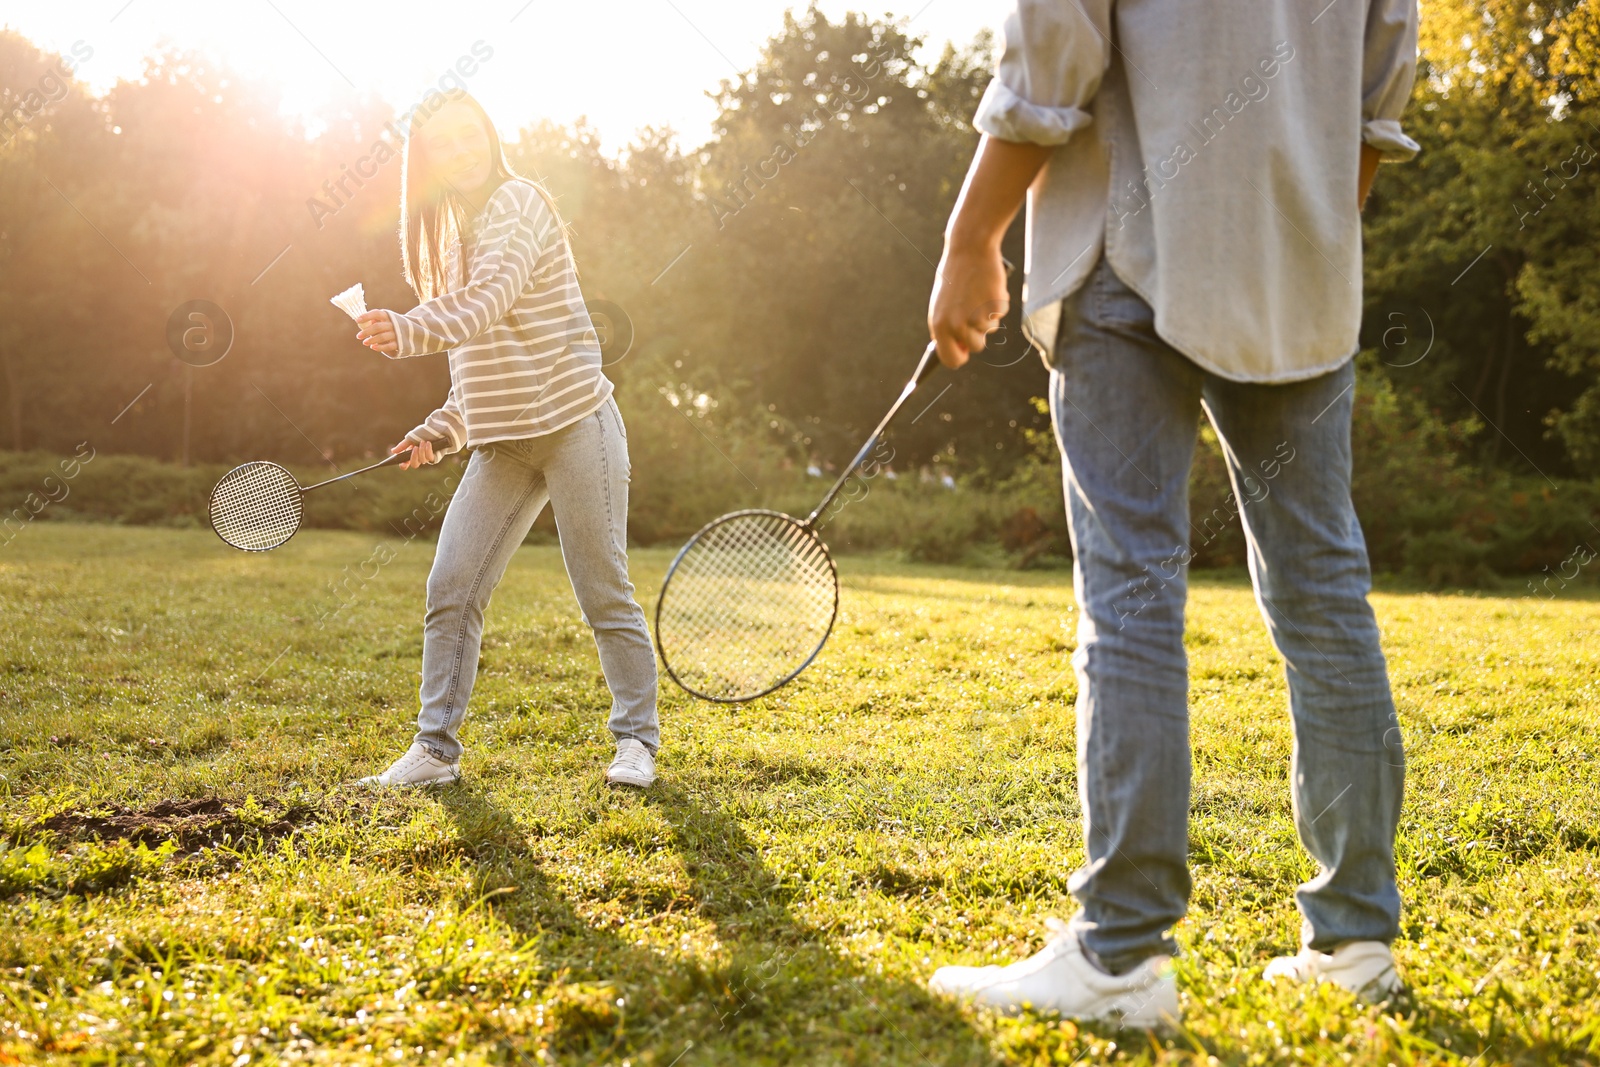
[{"x1": 1, "y1": 524, "x2": 1597, "y2": 1066}]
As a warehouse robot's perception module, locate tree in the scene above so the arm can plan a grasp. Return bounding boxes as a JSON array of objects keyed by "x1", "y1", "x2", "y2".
[
  {"x1": 1362, "y1": 0, "x2": 1599, "y2": 476},
  {"x1": 658, "y1": 5, "x2": 1037, "y2": 473}
]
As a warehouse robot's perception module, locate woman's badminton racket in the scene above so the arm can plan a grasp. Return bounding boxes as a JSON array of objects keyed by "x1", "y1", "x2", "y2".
[
  {"x1": 654, "y1": 341, "x2": 944, "y2": 702},
  {"x1": 208, "y1": 448, "x2": 414, "y2": 552}
]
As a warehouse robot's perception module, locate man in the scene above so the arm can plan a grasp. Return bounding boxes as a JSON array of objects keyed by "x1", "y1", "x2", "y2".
[{"x1": 925, "y1": 0, "x2": 1421, "y2": 1027}]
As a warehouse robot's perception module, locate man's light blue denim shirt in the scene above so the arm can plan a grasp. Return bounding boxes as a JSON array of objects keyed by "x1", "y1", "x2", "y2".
[{"x1": 975, "y1": 0, "x2": 1422, "y2": 383}]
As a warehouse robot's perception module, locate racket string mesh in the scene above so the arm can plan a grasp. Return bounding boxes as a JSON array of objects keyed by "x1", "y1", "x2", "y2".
[
  {"x1": 657, "y1": 513, "x2": 836, "y2": 701},
  {"x1": 209, "y1": 462, "x2": 304, "y2": 551}
]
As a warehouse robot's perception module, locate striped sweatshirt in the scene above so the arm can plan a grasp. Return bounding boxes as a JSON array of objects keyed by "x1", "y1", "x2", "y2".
[{"x1": 385, "y1": 177, "x2": 612, "y2": 453}]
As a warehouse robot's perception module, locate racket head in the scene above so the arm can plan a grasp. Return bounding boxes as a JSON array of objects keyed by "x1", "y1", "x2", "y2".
[
  {"x1": 209, "y1": 461, "x2": 304, "y2": 551},
  {"x1": 654, "y1": 509, "x2": 839, "y2": 703}
]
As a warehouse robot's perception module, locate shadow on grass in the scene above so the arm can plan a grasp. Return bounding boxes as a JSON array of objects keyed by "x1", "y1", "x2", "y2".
[{"x1": 439, "y1": 778, "x2": 999, "y2": 1065}]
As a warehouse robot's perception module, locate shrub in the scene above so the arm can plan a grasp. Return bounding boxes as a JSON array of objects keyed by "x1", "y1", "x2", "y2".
[{"x1": 4, "y1": 359, "x2": 1595, "y2": 582}]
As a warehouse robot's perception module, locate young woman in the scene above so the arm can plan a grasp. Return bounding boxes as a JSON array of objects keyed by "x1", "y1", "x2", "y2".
[{"x1": 352, "y1": 89, "x2": 659, "y2": 789}]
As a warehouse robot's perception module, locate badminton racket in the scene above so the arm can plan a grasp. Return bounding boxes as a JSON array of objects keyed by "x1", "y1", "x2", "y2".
[
  {"x1": 209, "y1": 448, "x2": 414, "y2": 552},
  {"x1": 654, "y1": 341, "x2": 945, "y2": 702},
  {"x1": 210, "y1": 282, "x2": 410, "y2": 550}
]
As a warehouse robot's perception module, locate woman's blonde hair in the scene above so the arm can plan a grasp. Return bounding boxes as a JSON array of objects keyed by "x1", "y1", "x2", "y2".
[{"x1": 398, "y1": 87, "x2": 575, "y2": 302}]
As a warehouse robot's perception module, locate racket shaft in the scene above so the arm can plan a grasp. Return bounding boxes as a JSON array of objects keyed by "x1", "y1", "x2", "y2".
[
  {"x1": 303, "y1": 449, "x2": 410, "y2": 491},
  {"x1": 807, "y1": 341, "x2": 937, "y2": 526}
]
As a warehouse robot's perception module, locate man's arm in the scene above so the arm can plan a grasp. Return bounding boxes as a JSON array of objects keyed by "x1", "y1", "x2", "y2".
[
  {"x1": 928, "y1": 0, "x2": 1113, "y2": 368},
  {"x1": 1358, "y1": 142, "x2": 1382, "y2": 210},
  {"x1": 929, "y1": 136, "x2": 1053, "y2": 367},
  {"x1": 1359, "y1": 0, "x2": 1422, "y2": 199}
]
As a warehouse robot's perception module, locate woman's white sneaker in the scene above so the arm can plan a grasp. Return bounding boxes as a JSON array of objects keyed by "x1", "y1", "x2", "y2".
[
  {"x1": 606, "y1": 739, "x2": 656, "y2": 787},
  {"x1": 928, "y1": 919, "x2": 1180, "y2": 1029},
  {"x1": 357, "y1": 743, "x2": 461, "y2": 787},
  {"x1": 1263, "y1": 940, "x2": 1401, "y2": 1001}
]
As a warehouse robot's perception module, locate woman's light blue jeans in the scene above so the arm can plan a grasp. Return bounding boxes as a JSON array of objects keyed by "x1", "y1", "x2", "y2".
[
  {"x1": 1052, "y1": 256, "x2": 1404, "y2": 973},
  {"x1": 414, "y1": 395, "x2": 659, "y2": 763}
]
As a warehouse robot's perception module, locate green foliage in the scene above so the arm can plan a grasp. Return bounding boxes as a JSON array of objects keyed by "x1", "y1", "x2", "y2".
[
  {"x1": 0, "y1": 9, "x2": 1055, "y2": 488},
  {"x1": 4, "y1": 0, "x2": 1596, "y2": 576},
  {"x1": 1361, "y1": 0, "x2": 1600, "y2": 476},
  {"x1": 1347, "y1": 358, "x2": 1493, "y2": 582},
  {"x1": 1174, "y1": 362, "x2": 1600, "y2": 585},
  {"x1": 8, "y1": 356, "x2": 1598, "y2": 581},
  {"x1": 1346, "y1": 358, "x2": 1600, "y2": 584},
  {"x1": 2, "y1": 0, "x2": 1598, "y2": 506}
]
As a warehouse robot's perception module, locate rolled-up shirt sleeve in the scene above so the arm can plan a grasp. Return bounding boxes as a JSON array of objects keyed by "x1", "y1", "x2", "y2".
[
  {"x1": 972, "y1": 0, "x2": 1112, "y2": 145},
  {"x1": 1361, "y1": 0, "x2": 1422, "y2": 161}
]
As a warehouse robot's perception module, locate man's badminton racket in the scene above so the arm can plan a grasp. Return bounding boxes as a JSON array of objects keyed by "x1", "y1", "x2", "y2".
[
  {"x1": 208, "y1": 448, "x2": 414, "y2": 552},
  {"x1": 654, "y1": 341, "x2": 944, "y2": 702}
]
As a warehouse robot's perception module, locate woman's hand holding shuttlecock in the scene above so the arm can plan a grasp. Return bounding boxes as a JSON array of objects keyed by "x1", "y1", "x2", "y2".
[
  {"x1": 355, "y1": 310, "x2": 399, "y2": 356},
  {"x1": 330, "y1": 282, "x2": 398, "y2": 356}
]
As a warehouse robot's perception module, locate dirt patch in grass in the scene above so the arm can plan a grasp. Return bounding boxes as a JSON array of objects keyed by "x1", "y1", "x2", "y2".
[{"x1": 36, "y1": 797, "x2": 314, "y2": 851}]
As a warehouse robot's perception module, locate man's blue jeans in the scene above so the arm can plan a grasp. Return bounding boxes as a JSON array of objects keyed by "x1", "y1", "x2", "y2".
[{"x1": 1051, "y1": 256, "x2": 1404, "y2": 973}]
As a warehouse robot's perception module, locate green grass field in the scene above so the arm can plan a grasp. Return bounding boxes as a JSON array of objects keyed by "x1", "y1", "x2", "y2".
[{"x1": 1, "y1": 524, "x2": 1597, "y2": 1065}]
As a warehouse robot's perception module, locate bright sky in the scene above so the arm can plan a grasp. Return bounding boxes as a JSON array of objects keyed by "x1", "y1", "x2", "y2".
[{"x1": 2, "y1": 0, "x2": 1009, "y2": 151}]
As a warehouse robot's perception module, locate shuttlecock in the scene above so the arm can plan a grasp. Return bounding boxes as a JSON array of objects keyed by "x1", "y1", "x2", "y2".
[{"x1": 329, "y1": 282, "x2": 367, "y2": 321}]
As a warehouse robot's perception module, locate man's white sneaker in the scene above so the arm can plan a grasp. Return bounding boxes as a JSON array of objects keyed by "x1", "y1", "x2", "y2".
[
  {"x1": 606, "y1": 739, "x2": 656, "y2": 787},
  {"x1": 1263, "y1": 940, "x2": 1401, "y2": 1001},
  {"x1": 356, "y1": 743, "x2": 461, "y2": 788},
  {"x1": 928, "y1": 919, "x2": 1180, "y2": 1029}
]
